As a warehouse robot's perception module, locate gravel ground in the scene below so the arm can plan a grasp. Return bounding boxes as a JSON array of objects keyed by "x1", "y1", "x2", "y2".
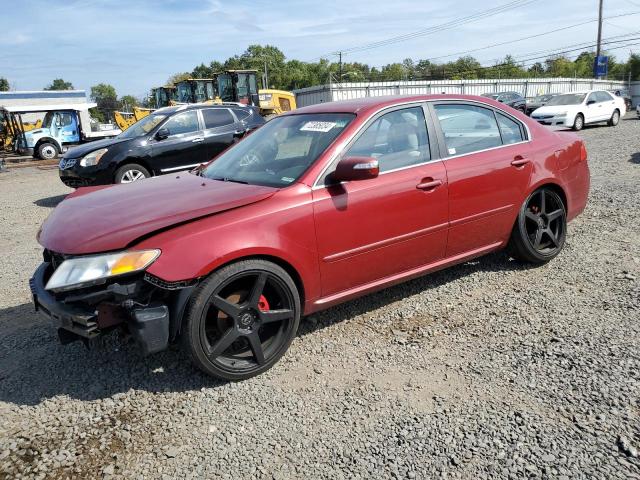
[{"x1": 0, "y1": 117, "x2": 639, "y2": 480}]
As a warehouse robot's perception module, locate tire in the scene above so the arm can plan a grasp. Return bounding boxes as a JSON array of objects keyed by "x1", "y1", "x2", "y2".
[
  {"x1": 508, "y1": 188, "x2": 567, "y2": 264},
  {"x1": 608, "y1": 109, "x2": 620, "y2": 127},
  {"x1": 37, "y1": 142, "x2": 58, "y2": 160},
  {"x1": 572, "y1": 113, "x2": 584, "y2": 131},
  {"x1": 114, "y1": 163, "x2": 150, "y2": 184},
  {"x1": 182, "y1": 259, "x2": 301, "y2": 381}
]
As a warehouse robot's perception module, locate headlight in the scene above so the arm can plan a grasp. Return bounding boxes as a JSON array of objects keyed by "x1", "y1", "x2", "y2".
[
  {"x1": 45, "y1": 249, "x2": 160, "y2": 291},
  {"x1": 556, "y1": 111, "x2": 568, "y2": 117},
  {"x1": 79, "y1": 148, "x2": 108, "y2": 167}
]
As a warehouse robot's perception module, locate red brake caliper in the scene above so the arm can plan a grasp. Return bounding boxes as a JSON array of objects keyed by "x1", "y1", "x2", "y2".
[{"x1": 258, "y1": 295, "x2": 270, "y2": 312}]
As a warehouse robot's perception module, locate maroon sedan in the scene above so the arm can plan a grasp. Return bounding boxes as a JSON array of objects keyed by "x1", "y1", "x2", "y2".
[{"x1": 31, "y1": 95, "x2": 590, "y2": 380}]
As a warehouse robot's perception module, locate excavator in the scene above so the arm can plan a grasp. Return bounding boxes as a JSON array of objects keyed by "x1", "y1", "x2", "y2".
[{"x1": 113, "y1": 107, "x2": 154, "y2": 131}]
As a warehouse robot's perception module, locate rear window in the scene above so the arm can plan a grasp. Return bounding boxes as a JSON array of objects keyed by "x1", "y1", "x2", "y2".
[{"x1": 202, "y1": 109, "x2": 235, "y2": 129}]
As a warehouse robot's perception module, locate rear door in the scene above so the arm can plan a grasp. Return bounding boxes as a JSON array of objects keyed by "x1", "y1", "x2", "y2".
[
  {"x1": 312, "y1": 104, "x2": 449, "y2": 297},
  {"x1": 430, "y1": 101, "x2": 533, "y2": 257},
  {"x1": 150, "y1": 109, "x2": 208, "y2": 173},
  {"x1": 201, "y1": 108, "x2": 237, "y2": 161}
]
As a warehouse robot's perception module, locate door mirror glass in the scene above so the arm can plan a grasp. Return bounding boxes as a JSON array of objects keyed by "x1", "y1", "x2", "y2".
[
  {"x1": 155, "y1": 127, "x2": 169, "y2": 140},
  {"x1": 333, "y1": 156, "x2": 379, "y2": 182},
  {"x1": 587, "y1": 99, "x2": 596, "y2": 105}
]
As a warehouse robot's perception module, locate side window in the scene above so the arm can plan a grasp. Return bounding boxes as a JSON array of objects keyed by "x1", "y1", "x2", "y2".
[
  {"x1": 163, "y1": 111, "x2": 200, "y2": 136},
  {"x1": 345, "y1": 106, "x2": 430, "y2": 173},
  {"x1": 496, "y1": 112, "x2": 524, "y2": 145},
  {"x1": 597, "y1": 91, "x2": 613, "y2": 102},
  {"x1": 587, "y1": 93, "x2": 599, "y2": 104},
  {"x1": 202, "y1": 109, "x2": 235, "y2": 129},
  {"x1": 434, "y1": 104, "x2": 501, "y2": 156},
  {"x1": 231, "y1": 108, "x2": 251, "y2": 121},
  {"x1": 57, "y1": 113, "x2": 73, "y2": 127}
]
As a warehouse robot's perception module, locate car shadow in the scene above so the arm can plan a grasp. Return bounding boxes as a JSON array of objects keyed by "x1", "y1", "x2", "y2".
[
  {"x1": 0, "y1": 251, "x2": 526, "y2": 406},
  {"x1": 34, "y1": 194, "x2": 67, "y2": 208},
  {"x1": 630, "y1": 152, "x2": 640, "y2": 164}
]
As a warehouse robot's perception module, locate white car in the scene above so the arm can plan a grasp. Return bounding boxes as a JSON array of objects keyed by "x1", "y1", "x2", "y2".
[{"x1": 530, "y1": 90, "x2": 626, "y2": 131}]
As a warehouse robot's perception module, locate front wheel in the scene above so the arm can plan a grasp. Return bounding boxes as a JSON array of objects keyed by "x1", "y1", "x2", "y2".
[
  {"x1": 37, "y1": 142, "x2": 58, "y2": 160},
  {"x1": 182, "y1": 260, "x2": 301, "y2": 380},
  {"x1": 572, "y1": 113, "x2": 584, "y2": 131},
  {"x1": 508, "y1": 188, "x2": 567, "y2": 264},
  {"x1": 114, "y1": 163, "x2": 150, "y2": 184}
]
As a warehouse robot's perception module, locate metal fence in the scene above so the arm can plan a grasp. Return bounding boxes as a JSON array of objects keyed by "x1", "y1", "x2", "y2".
[{"x1": 294, "y1": 77, "x2": 630, "y2": 107}]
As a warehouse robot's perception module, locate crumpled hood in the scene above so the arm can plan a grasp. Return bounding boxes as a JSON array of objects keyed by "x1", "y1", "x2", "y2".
[{"x1": 38, "y1": 174, "x2": 276, "y2": 254}]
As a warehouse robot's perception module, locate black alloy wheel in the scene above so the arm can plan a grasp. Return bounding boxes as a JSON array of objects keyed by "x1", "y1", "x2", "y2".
[
  {"x1": 508, "y1": 188, "x2": 567, "y2": 264},
  {"x1": 182, "y1": 260, "x2": 300, "y2": 380}
]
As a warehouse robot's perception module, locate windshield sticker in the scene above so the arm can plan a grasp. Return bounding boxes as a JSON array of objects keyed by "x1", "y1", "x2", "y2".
[
  {"x1": 448, "y1": 147, "x2": 457, "y2": 155},
  {"x1": 281, "y1": 177, "x2": 295, "y2": 183},
  {"x1": 300, "y1": 121, "x2": 336, "y2": 132}
]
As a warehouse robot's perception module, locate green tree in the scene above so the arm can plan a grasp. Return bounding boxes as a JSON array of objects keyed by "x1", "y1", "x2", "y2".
[
  {"x1": 119, "y1": 95, "x2": 139, "y2": 110},
  {"x1": 44, "y1": 78, "x2": 74, "y2": 90},
  {"x1": 90, "y1": 83, "x2": 118, "y2": 122},
  {"x1": 167, "y1": 72, "x2": 191, "y2": 86},
  {"x1": 0, "y1": 77, "x2": 9, "y2": 91}
]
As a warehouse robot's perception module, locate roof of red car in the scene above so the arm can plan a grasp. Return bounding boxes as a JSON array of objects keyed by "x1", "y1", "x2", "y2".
[{"x1": 293, "y1": 94, "x2": 504, "y2": 115}]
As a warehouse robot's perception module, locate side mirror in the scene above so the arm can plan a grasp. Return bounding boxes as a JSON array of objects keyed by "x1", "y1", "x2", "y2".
[
  {"x1": 155, "y1": 127, "x2": 169, "y2": 140},
  {"x1": 587, "y1": 100, "x2": 596, "y2": 106},
  {"x1": 333, "y1": 156, "x2": 379, "y2": 182}
]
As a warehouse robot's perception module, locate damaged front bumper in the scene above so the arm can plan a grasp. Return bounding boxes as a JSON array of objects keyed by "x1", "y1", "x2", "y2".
[{"x1": 29, "y1": 262, "x2": 194, "y2": 355}]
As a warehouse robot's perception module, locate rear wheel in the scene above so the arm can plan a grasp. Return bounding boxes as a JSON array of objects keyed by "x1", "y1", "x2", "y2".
[
  {"x1": 608, "y1": 109, "x2": 620, "y2": 127},
  {"x1": 37, "y1": 142, "x2": 58, "y2": 160},
  {"x1": 182, "y1": 260, "x2": 301, "y2": 380},
  {"x1": 508, "y1": 188, "x2": 567, "y2": 264},
  {"x1": 114, "y1": 163, "x2": 150, "y2": 183}
]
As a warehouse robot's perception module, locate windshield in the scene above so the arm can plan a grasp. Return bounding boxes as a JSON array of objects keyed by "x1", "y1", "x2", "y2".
[
  {"x1": 202, "y1": 113, "x2": 355, "y2": 188},
  {"x1": 546, "y1": 93, "x2": 586, "y2": 106},
  {"x1": 117, "y1": 114, "x2": 167, "y2": 139},
  {"x1": 42, "y1": 111, "x2": 54, "y2": 128}
]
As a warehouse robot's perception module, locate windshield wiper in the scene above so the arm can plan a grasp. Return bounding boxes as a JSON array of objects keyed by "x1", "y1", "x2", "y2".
[{"x1": 210, "y1": 176, "x2": 249, "y2": 184}]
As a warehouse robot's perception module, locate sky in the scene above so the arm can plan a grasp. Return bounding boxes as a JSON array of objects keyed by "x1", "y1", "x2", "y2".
[{"x1": 1, "y1": 0, "x2": 639, "y2": 98}]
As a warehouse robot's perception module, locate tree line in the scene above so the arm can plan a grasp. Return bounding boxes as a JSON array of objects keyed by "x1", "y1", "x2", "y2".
[{"x1": 1, "y1": 43, "x2": 638, "y2": 117}]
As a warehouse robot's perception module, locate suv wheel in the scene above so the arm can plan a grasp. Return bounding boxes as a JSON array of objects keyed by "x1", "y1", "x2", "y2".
[
  {"x1": 182, "y1": 259, "x2": 301, "y2": 380},
  {"x1": 115, "y1": 164, "x2": 150, "y2": 183}
]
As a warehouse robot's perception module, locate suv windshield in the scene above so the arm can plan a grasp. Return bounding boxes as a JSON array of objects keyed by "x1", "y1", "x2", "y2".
[
  {"x1": 118, "y1": 114, "x2": 167, "y2": 139},
  {"x1": 546, "y1": 93, "x2": 586, "y2": 106},
  {"x1": 202, "y1": 113, "x2": 355, "y2": 187}
]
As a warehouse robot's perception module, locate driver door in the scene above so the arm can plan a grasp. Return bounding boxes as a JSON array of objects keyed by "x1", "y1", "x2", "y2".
[{"x1": 311, "y1": 105, "x2": 449, "y2": 297}]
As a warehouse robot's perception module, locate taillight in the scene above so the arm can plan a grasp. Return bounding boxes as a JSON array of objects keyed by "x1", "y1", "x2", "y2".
[{"x1": 579, "y1": 142, "x2": 588, "y2": 162}]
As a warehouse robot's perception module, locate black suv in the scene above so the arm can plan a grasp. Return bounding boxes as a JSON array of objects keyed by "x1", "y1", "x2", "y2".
[
  {"x1": 58, "y1": 104, "x2": 265, "y2": 187},
  {"x1": 481, "y1": 91, "x2": 526, "y2": 113}
]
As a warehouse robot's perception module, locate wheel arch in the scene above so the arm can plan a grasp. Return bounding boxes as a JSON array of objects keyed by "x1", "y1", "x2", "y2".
[
  {"x1": 200, "y1": 254, "x2": 306, "y2": 308},
  {"x1": 528, "y1": 180, "x2": 568, "y2": 211},
  {"x1": 34, "y1": 137, "x2": 62, "y2": 153}
]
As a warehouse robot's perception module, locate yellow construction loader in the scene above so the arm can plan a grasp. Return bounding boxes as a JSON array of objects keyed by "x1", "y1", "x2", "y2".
[
  {"x1": 1, "y1": 114, "x2": 42, "y2": 151},
  {"x1": 113, "y1": 107, "x2": 154, "y2": 131},
  {"x1": 258, "y1": 89, "x2": 296, "y2": 119}
]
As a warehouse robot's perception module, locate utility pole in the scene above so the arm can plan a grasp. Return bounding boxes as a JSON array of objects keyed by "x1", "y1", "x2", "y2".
[
  {"x1": 338, "y1": 52, "x2": 343, "y2": 83},
  {"x1": 263, "y1": 60, "x2": 269, "y2": 89},
  {"x1": 595, "y1": 0, "x2": 604, "y2": 78}
]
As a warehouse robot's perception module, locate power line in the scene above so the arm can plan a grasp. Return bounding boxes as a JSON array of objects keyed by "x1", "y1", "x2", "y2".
[
  {"x1": 424, "y1": 11, "x2": 640, "y2": 63},
  {"x1": 309, "y1": 0, "x2": 538, "y2": 61}
]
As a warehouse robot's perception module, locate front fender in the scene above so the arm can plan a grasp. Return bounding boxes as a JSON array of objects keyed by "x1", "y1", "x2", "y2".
[{"x1": 136, "y1": 185, "x2": 322, "y2": 312}]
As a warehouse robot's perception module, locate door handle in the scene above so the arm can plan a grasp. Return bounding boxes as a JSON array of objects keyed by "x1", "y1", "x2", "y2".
[
  {"x1": 192, "y1": 137, "x2": 204, "y2": 143},
  {"x1": 416, "y1": 179, "x2": 443, "y2": 191},
  {"x1": 511, "y1": 156, "x2": 530, "y2": 167}
]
